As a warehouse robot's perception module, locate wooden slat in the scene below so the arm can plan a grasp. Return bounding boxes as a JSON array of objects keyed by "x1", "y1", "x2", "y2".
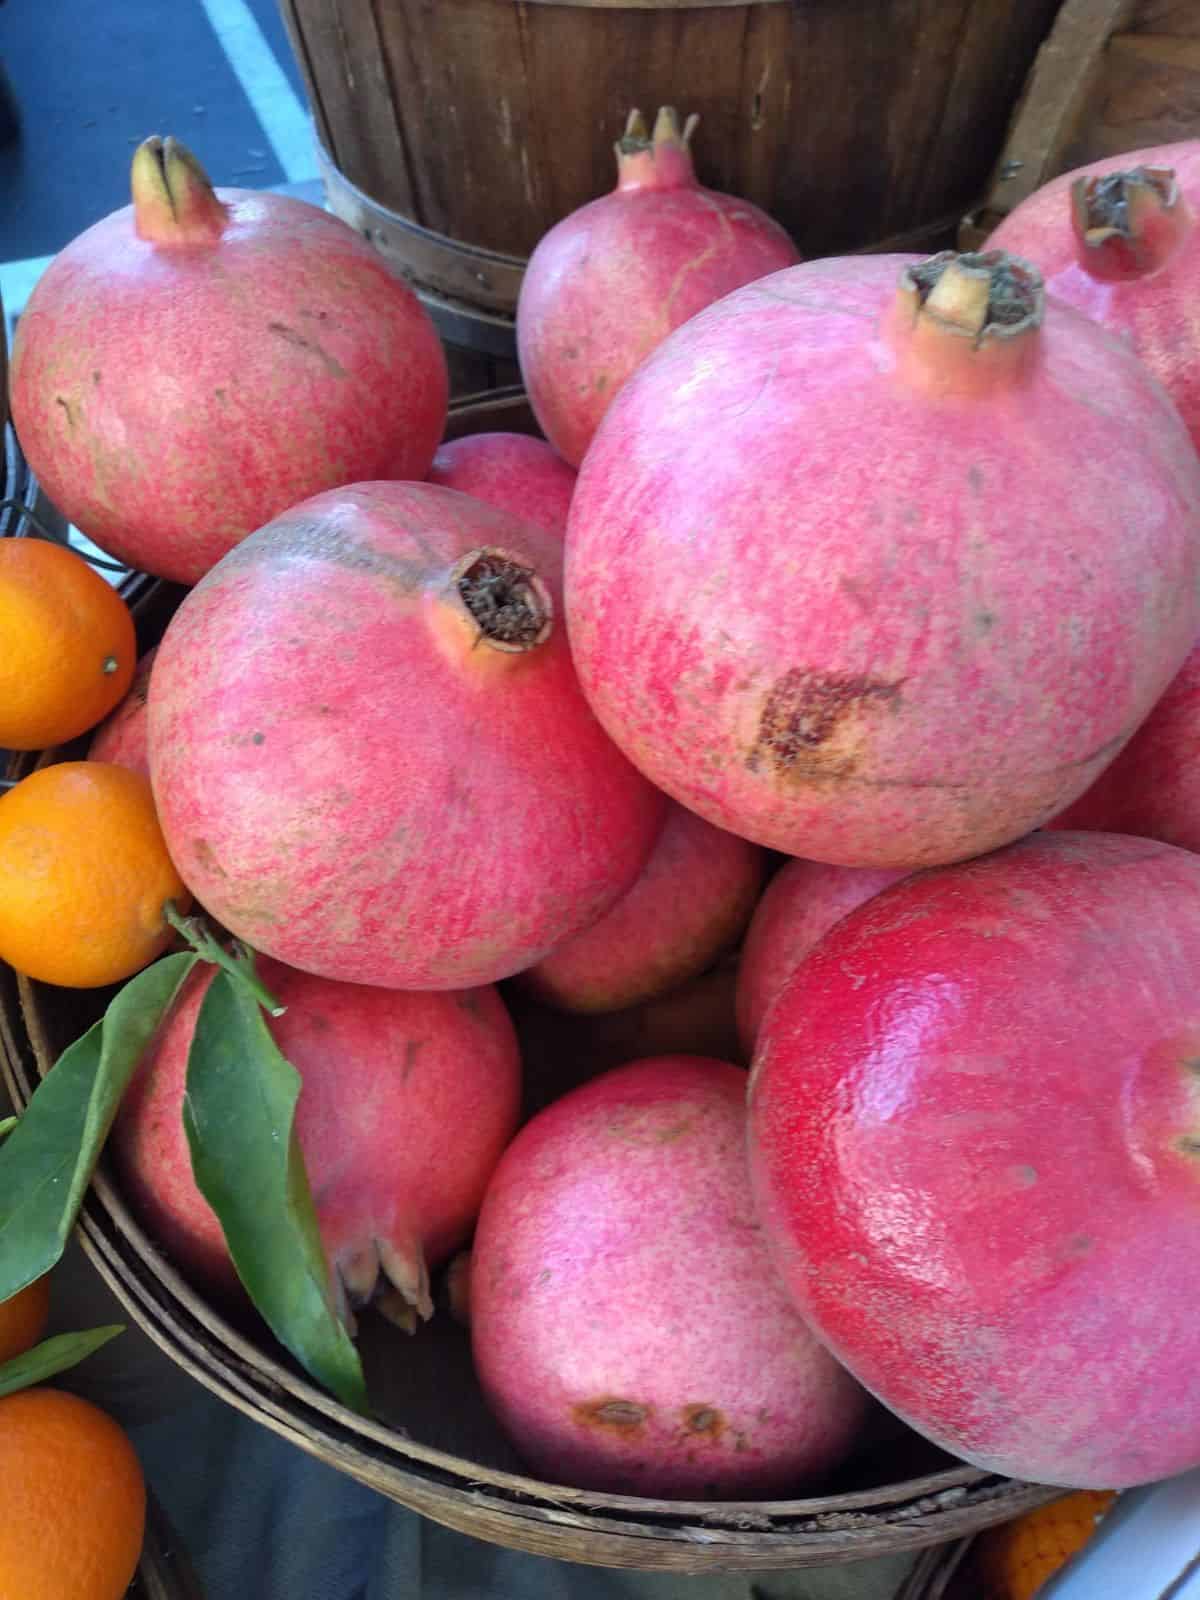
[
  {"x1": 1132, "y1": 0, "x2": 1200, "y2": 34},
  {"x1": 1063, "y1": 32, "x2": 1200, "y2": 164},
  {"x1": 958, "y1": 0, "x2": 1137, "y2": 247}
]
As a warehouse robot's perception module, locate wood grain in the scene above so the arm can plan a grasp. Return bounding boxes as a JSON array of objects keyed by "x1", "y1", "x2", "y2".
[{"x1": 282, "y1": 0, "x2": 1063, "y2": 293}]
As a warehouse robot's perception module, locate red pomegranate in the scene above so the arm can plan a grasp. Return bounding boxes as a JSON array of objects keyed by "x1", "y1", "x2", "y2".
[
  {"x1": 517, "y1": 108, "x2": 799, "y2": 466},
  {"x1": 989, "y1": 141, "x2": 1200, "y2": 446},
  {"x1": 565, "y1": 249, "x2": 1200, "y2": 868},
  {"x1": 88, "y1": 646, "x2": 155, "y2": 776},
  {"x1": 427, "y1": 432, "x2": 576, "y2": 539},
  {"x1": 471, "y1": 1055, "x2": 867, "y2": 1497},
  {"x1": 748, "y1": 830, "x2": 1200, "y2": 1488},
  {"x1": 9, "y1": 136, "x2": 448, "y2": 584},
  {"x1": 736, "y1": 859, "x2": 907, "y2": 1054},
  {"x1": 148, "y1": 482, "x2": 667, "y2": 989},
  {"x1": 1049, "y1": 639, "x2": 1200, "y2": 852},
  {"x1": 520, "y1": 803, "x2": 764, "y2": 1013},
  {"x1": 113, "y1": 959, "x2": 521, "y2": 1329}
]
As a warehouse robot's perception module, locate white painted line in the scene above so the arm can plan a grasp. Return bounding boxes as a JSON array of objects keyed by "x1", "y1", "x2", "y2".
[
  {"x1": 196, "y1": 0, "x2": 318, "y2": 185},
  {"x1": 0, "y1": 254, "x2": 53, "y2": 324}
]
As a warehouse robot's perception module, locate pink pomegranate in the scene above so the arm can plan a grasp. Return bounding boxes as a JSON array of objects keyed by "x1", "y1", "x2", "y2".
[
  {"x1": 565, "y1": 249, "x2": 1200, "y2": 868},
  {"x1": 9, "y1": 136, "x2": 448, "y2": 584},
  {"x1": 517, "y1": 108, "x2": 799, "y2": 466},
  {"x1": 148, "y1": 481, "x2": 666, "y2": 989},
  {"x1": 88, "y1": 646, "x2": 156, "y2": 775},
  {"x1": 427, "y1": 432, "x2": 576, "y2": 539},
  {"x1": 736, "y1": 860, "x2": 907, "y2": 1054},
  {"x1": 989, "y1": 141, "x2": 1200, "y2": 446},
  {"x1": 113, "y1": 958, "x2": 521, "y2": 1328},
  {"x1": 1049, "y1": 639, "x2": 1200, "y2": 851},
  {"x1": 748, "y1": 830, "x2": 1200, "y2": 1489},
  {"x1": 471, "y1": 1055, "x2": 867, "y2": 1497},
  {"x1": 519, "y1": 803, "x2": 764, "y2": 1013}
]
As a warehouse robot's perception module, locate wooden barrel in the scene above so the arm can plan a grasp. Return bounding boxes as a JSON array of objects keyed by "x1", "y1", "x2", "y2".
[
  {"x1": 278, "y1": 0, "x2": 1066, "y2": 387},
  {"x1": 0, "y1": 390, "x2": 1063, "y2": 1575}
]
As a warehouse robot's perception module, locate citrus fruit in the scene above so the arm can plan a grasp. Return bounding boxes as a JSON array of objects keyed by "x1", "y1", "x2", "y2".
[
  {"x1": 0, "y1": 538, "x2": 135, "y2": 751},
  {"x1": 0, "y1": 1275, "x2": 50, "y2": 1365},
  {"x1": 0, "y1": 1386, "x2": 145, "y2": 1600},
  {"x1": 973, "y1": 1488, "x2": 1118, "y2": 1599},
  {"x1": 0, "y1": 762, "x2": 190, "y2": 988}
]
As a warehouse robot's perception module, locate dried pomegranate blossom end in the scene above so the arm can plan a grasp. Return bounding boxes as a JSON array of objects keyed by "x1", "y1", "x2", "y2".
[
  {"x1": 903, "y1": 250, "x2": 1044, "y2": 344},
  {"x1": 1071, "y1": 168, "x2": 1190, "y2": 281},
  {"x1": 454, "y1": 549, "x2": 553, "y2": 652}
]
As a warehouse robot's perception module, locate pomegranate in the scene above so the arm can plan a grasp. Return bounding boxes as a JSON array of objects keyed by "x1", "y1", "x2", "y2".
[
  {"x1": 113, "y1": 958, "x2": 521, "y2": 1329},
  {"x1": 519, "y1": 803, "x2": 764, "y2": 1013},
  {"x1": 427, "y1": 432, "x2": 576, "y2": 539},
  {"x1": 736, "y1": 860, "x2": 907, "y2": 1054},
  {"x1": 88, "y1": 646, "x2": 155, "y2": 776},
  {"x1": 1049, "y1": 639, "x2": 1200, "y2": 851},
  {"x1": 471, "y1": 1055, "x2": 867, "y2": 1496},
  {"x1": 9, "y1": 136, "x2": 448, "y2": 584},
  {"x1": 748, "y1": 830, "x2": 1200, "y2": 1488},
  {"x1": 148, "y1": 482, "x2": 666, "y2": 989},
  {"x1": 517, "y1": 108, "x2": 799, "y2": 466},
  {"x1": 989, "y1": 141, "x2": 1200, "y2": 446},
  {"x1": 565, "y1": 249, "x2": 1200, "y2": 868}
]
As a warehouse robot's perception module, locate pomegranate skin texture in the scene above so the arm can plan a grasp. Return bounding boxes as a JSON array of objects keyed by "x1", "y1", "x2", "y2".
[
  {"x1": 520, "y1": 803, "x2": 765, "y2": 1013},
  {"x1": 735, "y1": 859, "x2": 907, "y2": 1054},
  {"x1": 989, "y1": 141, "x2": 1200, "y2": 447},
  {"x1": 112, "y1": 959, "x2": 522, "y2": 1329},
  {"x1": 9, "y1": 136, "x2": 448, "y2": 585},
  {"x1": 747, "y1": 830, "x2": 1200, "y2": 1489},
  {"x1": 564, "y1": 249, "x2": 1200, "y2": 869},
  {"x1": 1049, "y1": 638, "x2": 1200, "y2": 851},
  {"x1": 427, "y1": 432, "x2": 576, "y2": 539},
  {"x1": 147, "y1": 481, "x2": 667, "y2": 990},
  {"x1": 517, "y1": 108, "x2": 799, "y2": 467},
  {"x1": 471, "y1": 1055, "x2": 867, "y2": 1498}
]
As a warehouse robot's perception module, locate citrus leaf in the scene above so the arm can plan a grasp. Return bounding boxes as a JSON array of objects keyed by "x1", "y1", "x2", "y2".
[
  {"x1": 0, "y1": 1325, "x2": 125, "y2": 1399},
  {"x1": 184, "y1": 970, "x2": 368, "y2": 1413},
  {"x1": 0, "y1": 952, "x2": 198, "y2": 1301}
]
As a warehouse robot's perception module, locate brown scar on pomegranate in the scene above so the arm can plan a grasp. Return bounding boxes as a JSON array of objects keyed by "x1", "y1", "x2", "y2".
[
  {"x1": 748, "y1": 668, "x2": 904, "y2": 779},
  {"x1": 573, "y1": 1398, "x2": 651, "y2": 1433},
  {"x1": 681, "y1": 1404, "x2": 725, "y2": 1439}
]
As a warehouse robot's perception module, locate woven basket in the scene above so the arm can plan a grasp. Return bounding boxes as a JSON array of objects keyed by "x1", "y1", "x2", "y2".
[{"x1": 0, "y1": 393, "x2": 1061, "y2": 1574}]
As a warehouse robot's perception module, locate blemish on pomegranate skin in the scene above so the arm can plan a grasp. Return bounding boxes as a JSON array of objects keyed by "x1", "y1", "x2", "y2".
[
  {"x1": 682, "y1": 1404, "x2": 725, "y2": 1439},
  {"x1": 573, "y1": 1397, "x2": 650, "y2": 1434},
  {"x1": 1176, "y1": 1134, "x2": 1200, "y2": 1157},
  {"x1": 747, "y1": 668, "x2": 904, "y2": 779}
]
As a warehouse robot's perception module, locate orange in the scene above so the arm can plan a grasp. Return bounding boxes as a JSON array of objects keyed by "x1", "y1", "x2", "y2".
[
  {"x1": 973, "y1": 1488, "x2": 1118, "y2": 1599},
  {"x1": 0, "y1": 762, "x2": 190, "y2": 988},
  {"x1": 0, "y1": 1386, "x2": 145, "y2": 1600},
  {"x1": 0, "y1": 538, "x2": 135, "y2": 750},
  {"x1": 0, "y1": 1275, "x2": 50, "y2": 1365}
]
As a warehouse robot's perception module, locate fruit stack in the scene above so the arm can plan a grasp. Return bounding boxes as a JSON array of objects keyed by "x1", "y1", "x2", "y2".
[{"x1": 3, "y1": 118, "x2": 1200, "y2": 1559}]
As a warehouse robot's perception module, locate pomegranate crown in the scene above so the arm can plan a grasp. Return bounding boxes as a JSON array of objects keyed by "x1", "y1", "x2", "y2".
[
  {"x1": 614, "y1": 108, "x2": 700, "y2": 192},
  {"x1": 900, "y1": 250, "x2": 1045, "y2": 345}
]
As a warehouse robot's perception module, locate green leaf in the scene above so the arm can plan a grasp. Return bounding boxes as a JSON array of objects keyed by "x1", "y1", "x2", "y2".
[
  {"x1": 0, "y1": 951, "x2": 198, "y2": 1301},
  {"x1": 0, "y1": 1117, "x2": 16, "y2": 1140},
  {"x1": 0, "y1": 1325, "x2": 125, "y2": 1399},
  {"x1": 184, "y1": 970, "x2": 368, "y2": 1413}
]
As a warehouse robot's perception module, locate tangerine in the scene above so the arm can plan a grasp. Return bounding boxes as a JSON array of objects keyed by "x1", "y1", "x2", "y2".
[
  {"x1": 0, "y1": 762, "x2": 190, "y2": 988},
  {"x1": 0, "y1": 1275, "x2": 50, "y2": 1365},
  {"x1": 0, "y1": 538, "x2": 135, "y2": 750},
  {"x1": 0, "y1": 1386, "x2": 145, "y2": 1600}
]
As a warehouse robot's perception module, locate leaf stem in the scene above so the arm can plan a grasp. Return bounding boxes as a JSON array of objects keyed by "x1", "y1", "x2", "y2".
[
  {"x1": 164, "y1": 902, "x2": 286, "y2": 1017},
  {"x1": 0, "y1": 1117, "x2": 16, "y2": 1140}
]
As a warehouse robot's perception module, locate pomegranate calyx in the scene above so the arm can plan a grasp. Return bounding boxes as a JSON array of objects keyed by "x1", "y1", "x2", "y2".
[
  {"x1": 902, "y1": 250, "x2": 1044, "y2": 345},
  {"x1": 131, "y1": 135, "x2": 229, "y2": 246},
  {"x1": 614, "y1": 106, "x2": 699, "y2": 193},
  {"x1": 1071, "y1": 168, "x2": 1191, "y2": 281},
  {"x1": 452, "y1": 548, "x2": 553, "y2": 652}
]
